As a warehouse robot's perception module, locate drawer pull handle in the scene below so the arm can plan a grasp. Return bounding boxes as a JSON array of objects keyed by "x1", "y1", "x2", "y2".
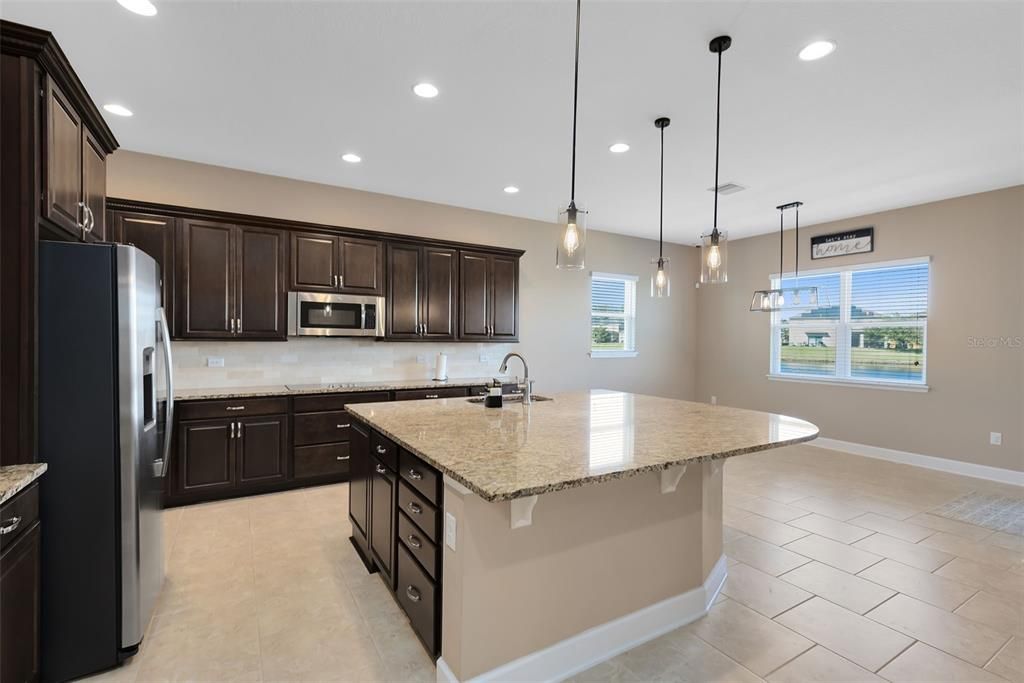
[
  {"x1": 426, "y1": 394, "x2": 439, "y2": 399},
  {"x1": 0, "y1": 516, "x2": 22, "y2": 535},
  {"x1": 407, "y1": 534, "x2": 422, "y2": 549},
  {"x1": 375, "y1": 445, "x2": 387, "y2": 455},
  {"x1": 406, "y1": 586, "x2": 421, "y2": 602},
  {"x1": 225, "y1": 406, "x2": 245, "y2": 411},
  {"x1": 407, "y1": 469, "x2": 423, "y2": 481},
  {"x1": 375, "y1": 464, "x2": 388, "y2": 475},
  {"x1": 337, "y1": 423, "x2": 351, "y2": 429},
  {"x1": 407, "y1": 502, "x2": 422, "y2": 515},
  {"x1": 336, "y1": 455, "x2": 350, "y2": 461}
]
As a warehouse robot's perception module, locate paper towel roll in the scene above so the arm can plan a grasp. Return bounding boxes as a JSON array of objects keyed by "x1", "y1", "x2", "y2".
[{"x1": 434, "y1": 353, "x2": 448, "y2": 381}]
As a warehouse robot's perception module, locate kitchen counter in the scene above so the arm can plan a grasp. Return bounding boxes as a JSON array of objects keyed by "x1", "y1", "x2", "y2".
[
  {"x1": 0, "y1": 463, "x2": 47, "y2": 505},
  {"x1": 347, "y1": 389, "x2": 818, "y2": 501},
  {"x1": 173, "y1": 376, "x2": 506, "y2": 401}
]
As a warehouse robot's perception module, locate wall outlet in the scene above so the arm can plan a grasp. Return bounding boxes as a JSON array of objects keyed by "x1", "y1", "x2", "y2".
[
  {"x1": 206, "y1": 357, "x2": 225, "y2": 368},
  {"x1": 479, "y1": 353, "x2": 488, "y2": 363},
  {"x1": 416, "y1": 354, "x2": 427, "y2": 364},
  {"x1": 445, "y1": 512, "x2": 457, "y2": 550},
  {"x1": 710, "y1": 395, "x2": 717, "y2": 405},
  {"x1": 990, "y1": 432, "x2": 1002, "y2": 446}
]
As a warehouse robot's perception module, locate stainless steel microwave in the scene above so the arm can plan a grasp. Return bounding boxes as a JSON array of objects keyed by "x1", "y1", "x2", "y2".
[{"x1": 287, "y1": 292, "x2": 385, "y2": 337}]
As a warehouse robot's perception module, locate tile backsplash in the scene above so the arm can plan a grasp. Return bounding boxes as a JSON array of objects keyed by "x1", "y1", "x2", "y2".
[{"x1": 172, "y1": 338, "x2": 515, "y2": 389}]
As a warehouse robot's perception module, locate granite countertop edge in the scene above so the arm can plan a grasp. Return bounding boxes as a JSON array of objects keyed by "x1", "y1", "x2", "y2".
[
  {"x1": 347, "y1": 405, "x2": 820, "y2": 502},
  {"x1": 0, "y1": 463, "x2": 48, "y2": 506},
  {"x1": 174, "y1": 377, "x2": 502, "y2": 401}
]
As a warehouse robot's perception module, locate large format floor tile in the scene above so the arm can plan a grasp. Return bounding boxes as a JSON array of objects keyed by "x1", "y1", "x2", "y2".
[
  {"x1": 784, "y1": 534, "x2": 884, "y2": 574},
  {"x1": 767, "y1": 645, "x2": 884, "y2": 683},
  {"x1": 986, "y1": 636, "x2": 1024, "y2": 681},
  {"x1": 878, "y1": 642, "x2": 1009, "y2": 683},
  {"x1": 788, "y1": 513, "x2": 875, "y2": 544},
  {"x1": 724, "y1": 535, "x2": 812, "y2": 576},
  {"x1": 779, "y1": 561, "x2": 896, "y2": 615},
  {"x1": 853, "y1": 532, "x2": 956, "y2": 571},
  {"x1": 848, "y1": 512, "x2": 935, "y2": 543},
  {"x1": 722, "y1": 561, "x2": 813, "y2": 618},
  {"x1": 857, "y1": 558, "x2": 978, "y2": 611}
]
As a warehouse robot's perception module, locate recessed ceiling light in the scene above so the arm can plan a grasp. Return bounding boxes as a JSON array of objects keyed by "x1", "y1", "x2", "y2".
[
  {"x1": 116, "y1": 0, "x2": 157, "y2": 16},
  {"x1": 341, "y1": 153, "x2": 362, "y2": 163},
  {"x1": 799, "y1": 40, "x2": 836, "y2": 61},
  {"x1": 412, "y1": 83, "x2": 439, "y2": 99},
  {"x1": 609, "y1": 142, "x2": 630, "y2": 153},
  {"x1": 103, "y1": 103, "x2": 133, "y2": 117},
  {"x1": 503, "y1": 186, "x2": 520, "y2": 194}
]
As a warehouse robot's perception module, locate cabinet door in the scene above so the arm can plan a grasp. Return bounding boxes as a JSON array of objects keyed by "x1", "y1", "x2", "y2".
[
  {"x1": 236, "y1": 226, "x2": 286, "y2": 339},
  {"x1": 349, "y1": 422, "x2": 370, "y2": 540},
  {"x1": 43, "y1": 79, "x2": 83, "y2": 236},
  {"x1": 459, "y1": 251, "x2": 491, "y2": 339},
  {"x1": 81, "y1": 128, "x2": 106, "y2": 241},
  {"x1": 339, "y1": 236, "x2": 383, "y2": 294},
  {"x1": 386, "y1": 243, "x2": 422, "y2": 339},
  {"x1": 236, "y1": 415, "x2": 287, "y2": 485},
  {"x1": 177, "y1": 219, "x2": 234, "y2": 338},
  {"x1": 111, "y1": 212, "x2": 174, "y2": 317},
  {"x1": 423, "y1": 247, "x2": 457, "y2": 339},
  {"x1": 290, "y1": 231, "x2": 338, "y2": 292},
  {"x1": 0, "y1": 522, "x2": 40, "y2": 683},
  {"x1": 370, "y1": 456, "x2": 396, "y2": 588},
  {"x1": 490, "y1": 254, "x2": 519, "y2": 340},
  {"x1": 176, "y1": 419, "x2": 235, "y2": 494}
]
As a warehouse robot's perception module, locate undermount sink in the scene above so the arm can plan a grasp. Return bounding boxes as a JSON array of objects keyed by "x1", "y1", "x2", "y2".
[{"x1": 467, "y1": 394, "x2": 553, "y2": 404}]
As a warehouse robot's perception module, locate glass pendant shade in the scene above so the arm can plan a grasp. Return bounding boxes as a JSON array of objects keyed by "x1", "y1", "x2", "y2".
[
  {"x1": 650, "y1": 257, "x2": 671, "y2": 297},
  {"x1": 700, "y1": 229, "x2": 728, "y2": 284},
  {"x1": 556, "y1": 203, "x2": 587, "y2": 269}
]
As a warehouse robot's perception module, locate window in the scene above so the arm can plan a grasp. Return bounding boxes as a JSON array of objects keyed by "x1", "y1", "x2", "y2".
[
  {"x1": 590, "y1": 272, "x2": 637, "y2": 357},
  {"x1": 770, "y1": 259, "x2": 929, "y2": 387}
]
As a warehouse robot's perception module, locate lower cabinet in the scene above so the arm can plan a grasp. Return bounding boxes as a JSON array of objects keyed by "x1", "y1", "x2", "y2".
[
  {"x1": 349, "y1": 422, "x2": 371, "y2": 558},
  {"x1": 369, "y1": 450, "x2": 397, "y2": 589},
  {"x1": 1, "y1": 483, "x2": 41, "y2": 683},
  {"x1": 236, "y1": 416, "x2": 288, "y2": 485}
]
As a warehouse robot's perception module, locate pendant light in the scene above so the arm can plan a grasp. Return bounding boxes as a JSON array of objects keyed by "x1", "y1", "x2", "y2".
[
  {"x1": 556, "y1": 0, "x2": 587, "y2": 269},
  {"x1": 650, "y1": 117, "x2": 671, "y2": 297},
  {"x1": 750, "y1": 202, "x2": 820, "y2": 312},
  {"x1": 700, "y1": 35, "x2": 732, "y2": 284}
]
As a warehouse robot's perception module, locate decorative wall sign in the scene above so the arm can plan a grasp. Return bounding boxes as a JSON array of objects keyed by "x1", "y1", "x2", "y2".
[{"x1": 811, "y1": 226, "x2": 874, "y2": 259}]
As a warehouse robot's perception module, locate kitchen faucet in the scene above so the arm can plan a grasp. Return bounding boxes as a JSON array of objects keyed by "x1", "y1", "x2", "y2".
[{"x1": 499, "y1": 352, "x2": 532, "y2": 405}]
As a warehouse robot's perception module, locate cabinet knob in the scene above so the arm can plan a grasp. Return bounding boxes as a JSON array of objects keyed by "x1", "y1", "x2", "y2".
[
  {"x1": 405, "y1": 586, "x2": 421, "y2": 602},
  {"x1": 406, "y1": 534, "x2": 422, "y2": 549},
  {"x1": 375, "y1": 464, "x2": 387, "y2": 475},
  {"x1": 0, "y1": 516, "x2": 22, "y2": 536},
  {"x1": 407, "y1": 502, "x2": 422, "y2": 515},
  {"x1": 407, "y1": 469, "x2": 423, "y2": 481}
]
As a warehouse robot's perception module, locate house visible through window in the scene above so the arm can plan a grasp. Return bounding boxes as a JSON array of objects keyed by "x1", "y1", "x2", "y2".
[
  {"x1": 590, "y1": 273, "x2": 637, "y2": 357},
  {"x1": 770, "y1": 259, "x2": 929, "y2": 386}
]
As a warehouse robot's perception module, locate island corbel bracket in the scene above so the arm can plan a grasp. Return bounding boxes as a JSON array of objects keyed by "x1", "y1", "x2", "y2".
[
  {"x1": 660, "y1": 464, "x2": 688, "y2": 494},
  {"x1": 510, "y1": 495, "x2": 539, "y2": 529}
]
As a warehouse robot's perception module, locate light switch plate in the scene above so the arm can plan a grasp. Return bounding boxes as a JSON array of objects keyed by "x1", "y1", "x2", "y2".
[
  {"x1": 445, "y1": 512, "x2": 457, "y2": 550},
  {"x1": 990, "y1": 432, "x2": 1002, "y2": 446},
  {"x1": 710, "y1": 395, "x2": 717, "y2": 405},
  {"x1": 479, "y1": 353, "x2": 488, "y2": 363},
  {"x1": 207, "y1": 357, "x2": 225, "y2": 368}
]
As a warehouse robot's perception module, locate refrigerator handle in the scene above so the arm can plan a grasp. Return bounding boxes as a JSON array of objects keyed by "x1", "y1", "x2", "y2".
[{"x1": 158, "y1": 307, "x2": 174, "y2": 478}]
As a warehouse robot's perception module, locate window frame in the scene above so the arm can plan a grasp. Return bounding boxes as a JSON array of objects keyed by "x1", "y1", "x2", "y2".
[
  {"x1": 768, "y1": 257, "x2": 930, "y2": 390},
  {"x1": 589, "y1": 272, "x2": 639, "y2": 358}
]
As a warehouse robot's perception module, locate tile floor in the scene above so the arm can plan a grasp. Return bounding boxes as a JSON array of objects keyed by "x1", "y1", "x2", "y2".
[{"x1": 87, "y1": 444, "x2": 1023, "y2": 682}]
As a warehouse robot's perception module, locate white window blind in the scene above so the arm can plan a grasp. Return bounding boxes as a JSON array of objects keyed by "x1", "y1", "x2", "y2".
[
  {"x1": 770, "y1": 259, "x2": 929, "y2": 386},
  {"x1": 591, "y1": 273, "x2": 637, "y2": 357}
]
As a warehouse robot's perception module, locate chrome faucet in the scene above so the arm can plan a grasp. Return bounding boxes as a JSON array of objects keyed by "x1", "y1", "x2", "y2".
[{"x1": 499, "y1": 352, "x2": 533, "y2": 405}]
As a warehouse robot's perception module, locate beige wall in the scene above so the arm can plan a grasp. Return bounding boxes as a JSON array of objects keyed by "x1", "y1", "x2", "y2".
[
  {"x1": 108, "y1": 151, "x2": 699, "y2": 400},
  {"x1": 696, "y1": 186, "x2": 1024, "y2": 472}
]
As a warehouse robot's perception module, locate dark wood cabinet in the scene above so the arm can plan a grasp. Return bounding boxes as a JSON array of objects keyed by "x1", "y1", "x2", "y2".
[
  {"x1": 237, "y1": 415, "x2": 287, "y2": 484},
  {"x1": 387, "y1": 244, "x2": 457, "y2": 340},
  {"x1": 370, "y1": 453, "x2": 397, "y2": 588},
  {"x1": 43, "y1": 79, "x2": 82, "y2": 237},
  {"x1": 460, "y1": 250, "x2": 519, "y2": 341},
  {"x1": 0, "y1": 483, "x2": 41, "y2": 683},
  {"x1": 349, "y1": 420, "x2": 371, "y2": 559},
  {"x1": 177, "y1": 418, "x2": 235, "y2": 494},
  {"x1": 81, "y1": 128, "x2": 106, "y2": 241},
  {"x1": 291, "y1": 231, "x2": 383, "y2": 295},
  {"x1": 177, "y1": 220, "x2": 286, "y2": 340},
  {"x1": 110, "y1": 211, "x2": 175, "y2": 319}
]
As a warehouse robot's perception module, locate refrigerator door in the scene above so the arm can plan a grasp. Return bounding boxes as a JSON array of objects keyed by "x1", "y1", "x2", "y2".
[{"x1": 115, "y1": 245, "x2": 165, "y2": 649}]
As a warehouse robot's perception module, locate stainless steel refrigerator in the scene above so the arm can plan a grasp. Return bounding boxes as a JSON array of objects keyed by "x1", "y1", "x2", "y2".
[{"x1": 37, "y1": 242, "x2": 173, "y2": 682}]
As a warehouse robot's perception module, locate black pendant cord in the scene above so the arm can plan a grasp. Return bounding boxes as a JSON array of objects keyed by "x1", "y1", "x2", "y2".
[
  {"x1": 779, "y1": 209, "x2": 784, "y2": 281},
  {"x1": 712, "y1": 46, "x2": 722, "y2": 233},
  {"x1": 569, "y1": 0, "x2": 581, "y2": 204},
  {"x1": 659, "y1": 124, "x2": 665, "y2": 260},
  {"x1": 794, "y1": 205, "x2": 800, "y2": 280}
]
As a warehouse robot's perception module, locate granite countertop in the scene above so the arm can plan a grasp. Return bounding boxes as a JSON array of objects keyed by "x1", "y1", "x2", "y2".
[
  {"x1": 174, "y1": 377, "x2": 508, "y2": 401},
  {"x1": 0, "y1": 463, "x2": 47, "y2": 505},
  {"x1": 348, "y1": 389, "x2": 819, "y2": 502}
]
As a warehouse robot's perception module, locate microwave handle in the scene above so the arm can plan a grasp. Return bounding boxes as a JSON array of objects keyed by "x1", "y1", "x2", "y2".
[{"x1": 361, "y1": 303, "x2": 367, "y2": 331}]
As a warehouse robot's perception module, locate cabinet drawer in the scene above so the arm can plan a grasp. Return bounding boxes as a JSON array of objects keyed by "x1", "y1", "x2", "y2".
[
  {"x1": 398, "y1": 511, "x2": 437, "y2": 580},
  {"x1": 294, "y1": 410, "x2": 352, "y2": 446},
  {"x1": 371, "y1": 432, "x2": 398, "y2": 472},
  {"x1": 292, "y1": 392, "x2": 389, "y2": 413},
  {"x1": 393, "y1": 387, "x2": 468, "y2": 401},
  {"x1": 294, "y1": 443, "x2": 350, "y2": 479},
  {"x1": 398, "y1": 481, "x2": 437, "y2": 542},
  {"x1": 396, "y1": 544, "x2": 437, "y2": 655},
  {"x1": 399, "y1": 450, "x2": 440, "y2": 505},
  {"x1": 178, "y1": 397, "x2": 289, "y2": 420},
  {"x1": 0, "y1": 483, "x2": 39, "y2": 553}
]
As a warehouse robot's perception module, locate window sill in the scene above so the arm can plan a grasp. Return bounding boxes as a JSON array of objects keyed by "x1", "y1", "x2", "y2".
[
  {"x1": 590, "y1": 350, "x2": 639, "y2": 359},
  {"x1": 766, "y1": 374, "x2": 929, "y2": 392}
]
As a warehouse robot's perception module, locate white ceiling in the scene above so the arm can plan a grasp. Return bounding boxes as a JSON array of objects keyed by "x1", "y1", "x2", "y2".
[{"x1": 3, "y1": 1, "x2": 1022, "y2": 244}]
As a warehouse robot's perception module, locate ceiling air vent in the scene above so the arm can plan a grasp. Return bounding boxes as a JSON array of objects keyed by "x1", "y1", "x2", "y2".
[{"x1": 708, "y1": 182, "x2": 746, "y2": 195}]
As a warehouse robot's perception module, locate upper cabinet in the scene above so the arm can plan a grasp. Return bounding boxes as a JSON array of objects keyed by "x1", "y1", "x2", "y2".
[
  {"x1": 290, "y1": 231, "x2": 383, "y2": 295},
  {"x1": 386, "y1": 244, "x2": 457, "y2": 340},
  {"x1": 176, "y1": 219, "x2": 287, "y2": 340},
  {"x1": 459, "y1": 251, "x2": 519, "y2": 342},
  {"x1": 109, "y1": 210, "x2": 175, "y2": 320}
]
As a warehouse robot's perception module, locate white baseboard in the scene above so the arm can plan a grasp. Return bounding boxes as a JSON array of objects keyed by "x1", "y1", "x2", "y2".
[
  {"x1": 812, "y1": 437, "x2": 1024, "y2": 487},
  {"x1": 436, "y1": 555, "x2": 728, "y2": 683}
]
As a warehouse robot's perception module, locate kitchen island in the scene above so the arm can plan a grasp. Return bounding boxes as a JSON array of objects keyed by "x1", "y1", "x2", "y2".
[{"x1": 347, "y1": 390, "x2": 818, "y2": 683}]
